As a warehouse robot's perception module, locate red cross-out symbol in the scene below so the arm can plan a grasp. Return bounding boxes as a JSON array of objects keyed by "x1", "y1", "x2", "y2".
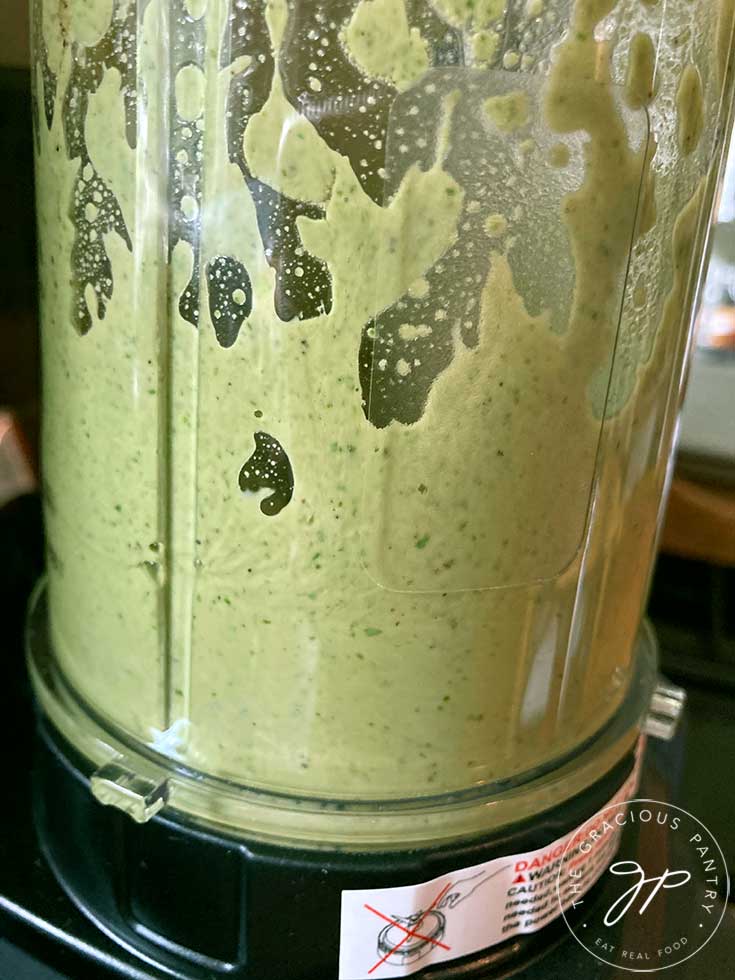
[{"x1": 364, "y1": 881, "x2": 453, "y2": 974}]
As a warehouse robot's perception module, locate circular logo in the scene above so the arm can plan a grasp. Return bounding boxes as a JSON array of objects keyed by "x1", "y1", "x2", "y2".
[{"x1": 555, "y1": 799, "x2": 729, "y2": 972}]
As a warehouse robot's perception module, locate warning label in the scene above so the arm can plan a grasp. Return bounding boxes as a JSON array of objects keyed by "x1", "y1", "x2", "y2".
[{"x1": 338, "y1": 747, "x2": 643, "y2": 979}]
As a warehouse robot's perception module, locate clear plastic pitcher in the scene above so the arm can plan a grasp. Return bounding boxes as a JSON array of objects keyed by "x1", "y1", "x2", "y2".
[{"x1": 29, "y1": 0, "x2": 735, "y2": 846}]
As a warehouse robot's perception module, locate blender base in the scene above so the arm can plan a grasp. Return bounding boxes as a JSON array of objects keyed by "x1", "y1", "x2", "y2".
[{"x1": 33, "y1": 715, "x2": 637, "y2": 980}]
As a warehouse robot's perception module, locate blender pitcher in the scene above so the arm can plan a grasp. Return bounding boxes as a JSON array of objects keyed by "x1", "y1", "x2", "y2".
[{"x1": 27, "y1": 0, "x2": 735, "y2": 977}]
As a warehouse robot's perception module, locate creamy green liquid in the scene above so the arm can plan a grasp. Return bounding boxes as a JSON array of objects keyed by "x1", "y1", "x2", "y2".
[{"x1": 34, "y1": 0, "x2": 733, "y2": 815}]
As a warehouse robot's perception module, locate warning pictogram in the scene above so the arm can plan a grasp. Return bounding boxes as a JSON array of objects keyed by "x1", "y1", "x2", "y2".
[
  {"x1": 364, "y1": 882, "x2": 453, "y2": 974},
  {"x1": 338, "y1": 741, "x2": 644, "y2": 979}
]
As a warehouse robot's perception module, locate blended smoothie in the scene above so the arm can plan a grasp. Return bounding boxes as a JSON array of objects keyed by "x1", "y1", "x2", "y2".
[{"x1": 33, "y1": 0, "x2": 734, "y2": 813}]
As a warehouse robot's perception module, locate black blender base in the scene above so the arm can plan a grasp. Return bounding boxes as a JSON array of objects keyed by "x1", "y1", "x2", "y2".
[{"x1": 32, "y1": 717, "x2": 635, "y2": 980}]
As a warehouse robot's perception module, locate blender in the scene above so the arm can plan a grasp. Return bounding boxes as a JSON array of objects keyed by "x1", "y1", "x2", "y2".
[{"x1": 26, "y1": 0, "x2": 735, "y2": 977}]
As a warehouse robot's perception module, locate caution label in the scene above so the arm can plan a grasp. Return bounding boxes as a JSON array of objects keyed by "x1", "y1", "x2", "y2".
[{"x1": 338, "y1": 745, "x2": 643, "y2": 979}]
